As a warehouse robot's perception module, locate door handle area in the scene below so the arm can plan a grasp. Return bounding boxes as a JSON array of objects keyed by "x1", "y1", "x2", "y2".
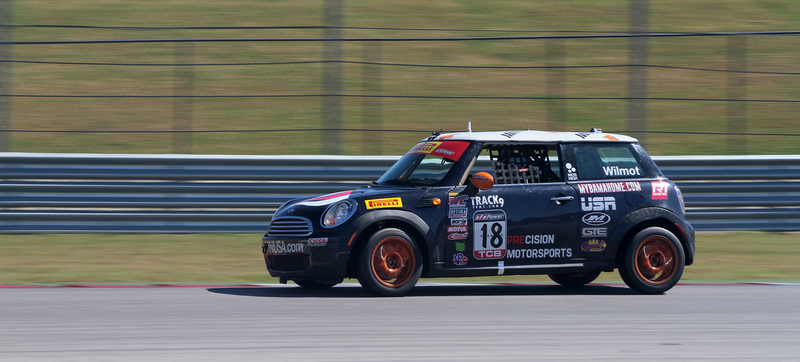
[{"x1": 550, "y1": 195, "x2": 574, "y2": 205}]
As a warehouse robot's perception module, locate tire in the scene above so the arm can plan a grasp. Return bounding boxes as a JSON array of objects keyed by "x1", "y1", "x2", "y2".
[
  {"x1": 548, "y1": 271, "x2": 601, "y2": 286},
  {"x1": 357, "y1": 228, "x2": 423, "y2": 297},
  {"x1": 293, "y1": 279, "x2": 341, "y2": 289},
  {"x1": 619, "y1": 227, "x2": 685, "y2": 294}
]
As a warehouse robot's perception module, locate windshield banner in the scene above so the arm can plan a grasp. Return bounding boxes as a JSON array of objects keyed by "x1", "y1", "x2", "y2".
[{"x1": 407, "y1": 141, "x2": 470, "y2": 161}]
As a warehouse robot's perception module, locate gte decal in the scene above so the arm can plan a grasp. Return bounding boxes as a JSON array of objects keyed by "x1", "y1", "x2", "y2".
[
  {"x1": 452, "y1": 253, "x2": 468, "y2": 266},
  {"x1": 581, "y1": 228, "x2": 607, "y2": 238},
  {"x1": 581, "y1": 197, "x2": 616, "y2": 211},
  {"x1": 473, "y1": 210, "x2": 507, "y2": 260},
  {"x1": 581, "y1": 239, "x2": 607, "y2": 252},
  {"x1": 652, "y1": 181, "x2": 669, "y2": 200},
  {"x1": 582, "y1": 212, "x2": 611, "y2": 226}
]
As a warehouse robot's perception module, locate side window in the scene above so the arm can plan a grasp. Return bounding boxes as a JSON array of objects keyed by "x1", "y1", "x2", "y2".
[
  {"x1": 477, "y1": 144, "x2": 562, "y2": 184},
  {"x1": 566, "y1": 143, "x2": 650, "y2": 181}
]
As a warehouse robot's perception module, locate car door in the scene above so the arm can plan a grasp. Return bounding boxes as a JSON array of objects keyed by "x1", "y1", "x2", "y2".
[{"x1": 442, "y1": 144, "x2": 580, "y2": 272}]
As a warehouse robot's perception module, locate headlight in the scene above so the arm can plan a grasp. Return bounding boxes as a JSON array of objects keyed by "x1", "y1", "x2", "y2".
[{"x1": 321, "y1": 200, "x2": 357, "y2": 228}]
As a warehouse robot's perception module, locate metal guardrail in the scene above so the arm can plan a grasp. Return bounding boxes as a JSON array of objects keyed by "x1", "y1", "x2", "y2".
[{"x1": 1, "y1": 153, "x2": 799, "y2": 232}]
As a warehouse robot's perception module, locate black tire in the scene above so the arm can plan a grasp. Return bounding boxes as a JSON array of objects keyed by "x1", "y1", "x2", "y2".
[
  {"x1": 548, "y1": 271, "x2": 601, "y2": 286},
  {"x1": 619, "y1": 227, "x2": 685, "y2": 294},
  {"x1": 293, "y1": 278, "x2": 341, "y2": 289},
  {"x1": 357, "y1": 228, "x2": 423, "y2": 297}
]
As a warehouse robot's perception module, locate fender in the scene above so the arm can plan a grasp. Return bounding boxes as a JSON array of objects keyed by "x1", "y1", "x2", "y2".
[
  {"x1": 606, "y1": 206, "x2": 695, "y2": 266},
  {"x1": 345, "y1": 209, "x2": 434, "y2": 251}
]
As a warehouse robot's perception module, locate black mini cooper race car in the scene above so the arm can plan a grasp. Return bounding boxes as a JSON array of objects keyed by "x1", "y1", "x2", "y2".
[{"x1": 262, "y1": 129, "x2": 695, "y2": 296}]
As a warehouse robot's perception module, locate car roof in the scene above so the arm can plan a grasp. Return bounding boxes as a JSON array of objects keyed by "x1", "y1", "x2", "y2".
[{"x1": 428, "y1": 129, "x2": 639, "y2": 143}]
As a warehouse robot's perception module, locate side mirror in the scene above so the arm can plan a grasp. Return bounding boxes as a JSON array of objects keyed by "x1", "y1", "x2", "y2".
[{"x1": 470, "y1": 172, "x2": 494, "y2": 190}]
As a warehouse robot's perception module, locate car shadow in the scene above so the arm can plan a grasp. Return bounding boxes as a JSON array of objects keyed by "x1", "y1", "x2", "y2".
[{"x1": 207, "y1": 283, "x2": 639, "y2": 298}]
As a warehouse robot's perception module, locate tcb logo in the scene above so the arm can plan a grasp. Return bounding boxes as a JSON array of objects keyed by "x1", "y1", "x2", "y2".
[{"x1": 581, "y1": 197, "x2": 616, "y2": 211}]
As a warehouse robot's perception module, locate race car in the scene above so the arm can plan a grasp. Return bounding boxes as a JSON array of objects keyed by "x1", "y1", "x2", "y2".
[{"x1": 262, "y1": 128, "x2": 695, "y2": 296}]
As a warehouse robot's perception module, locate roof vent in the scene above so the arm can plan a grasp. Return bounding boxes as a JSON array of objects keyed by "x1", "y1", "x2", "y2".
[{"x1": 590, "y1": 128, "x2": 602, "y2": 133}]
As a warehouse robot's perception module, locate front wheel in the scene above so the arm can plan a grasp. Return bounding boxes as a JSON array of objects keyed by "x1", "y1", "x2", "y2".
[
  {"x1": 619, "y1": 227, "x2": 685, "y2": 294},
  {"x1": 357, "y1": 228, "x2": 423, "y2": 297},
  {"x1": 548, "y1": 271, "x2": 601, "y2": 286}
]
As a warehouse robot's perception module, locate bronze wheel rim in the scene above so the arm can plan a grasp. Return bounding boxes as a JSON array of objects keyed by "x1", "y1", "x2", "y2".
[
  {"x1": 371, "y1": 237, "x2": 415, "y2": 288},
  {"x1": 635, "y1": 235, "x2": 678, "y2": 285}
]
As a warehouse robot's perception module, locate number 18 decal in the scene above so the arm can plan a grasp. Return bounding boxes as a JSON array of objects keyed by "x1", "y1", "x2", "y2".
[{"x1": 473, "y1": 210, "x2": 507, "y2": 260}]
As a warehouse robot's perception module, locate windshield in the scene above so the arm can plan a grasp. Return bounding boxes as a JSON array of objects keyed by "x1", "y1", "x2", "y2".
[{"x1": 376, "y1": 141, "x2": 470, "y2": 187}]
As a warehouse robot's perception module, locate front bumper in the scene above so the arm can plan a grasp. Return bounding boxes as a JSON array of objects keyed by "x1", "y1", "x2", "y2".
[{"x1": 262, "y1": 236, "x2": 350, "y2": 280}]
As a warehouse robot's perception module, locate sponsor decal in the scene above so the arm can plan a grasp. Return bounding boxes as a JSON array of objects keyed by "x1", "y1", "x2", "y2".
[
  {"x1": 263, "y1": 240, "x2": 305, "y2": 255},
  {"x1": 454, "y1": 241, "x2": 466, "y2": 252},
  {"x1": 449, "y1": 195, "x2": 469, "y2": 207},
  {"x1": 577, "y1": 181, "x2": 642, "y2": 194},
  {"x1": 581, "y1": 228, "x2": 607, "y2": 238},
  {"x1": 507, "y1": 235, "x2": 555, "y2": 245},
  {"x1": 307, "y1": 237, "x2": 328, "y2": 247},
  {"x1": 652, "y1": 181, "x2": 669, "y2": 200},
  {"x1": 448, "y1": 192, "x2": 459, "y2": 196},
  {"x1": 581, "y1": 196, "x2": 617, "y2": 211},
  {"x1": 407, "y1": 141, "x2": 470, "y2": 161},
  {"x1": 506, "y1": 248, "x2": 573, "y2": 259},
  {"x1": 581, "y1": 239, "x2": 607, "y2": 252},
  {"x1": 296, "y1": 191, "x2": 352, "y2": 207},
  {"x1": 575, "y1": 133, "x2": 591, "y2": 139},
  {"x1": 453, "y1": 253, "x2": 468, "y2": 266},
  {"x1": 582, "y1": 212, "x2": 611, "y2": 226},
  {"x1": 449, "y1": 208, "x2": 468, "y2": 218},
  {"x1": 365, "y1": 197, "x2": 403, "y2": 210},
  {"x1": 437, "y1": 134, "x2": 456, "y2": 140},
  {"x1": 566, "y1": 163, "x2": 578, "y2": 181},
  {"x1": 447, "y1": 226, "x2": 468, "y2": 233},
  {"x1": 451, "y1": 218, "x2": 468, "y2": 226},
  {"x1": 501, "y1": 131, "x2": 522, "y2": 138},
  {"x1": 448, "y1": 233, "x2": 468, "y2": 240},
  {"x1": 473, "y1": 210, "x2": 507, "y2": 260},
  {"x1": 604, "y1": 135, "x2": 619, "y2": 141},
  {"x1": 471, "y1": 194, "x2": 505, "y2": 209},
  {"x1": 602, "y1": 165, "x2": 641, "y2": 177}
]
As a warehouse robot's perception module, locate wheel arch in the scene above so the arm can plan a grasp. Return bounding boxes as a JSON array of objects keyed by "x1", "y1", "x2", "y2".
[
  {"x1": 344, "y1": 210, "x2": 432, "y2": 278},
  {"x1": 608, "y1": 207, "x2": 693, "y2": 269}
]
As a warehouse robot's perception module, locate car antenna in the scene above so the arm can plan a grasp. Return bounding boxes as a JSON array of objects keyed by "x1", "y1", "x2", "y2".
[{"x1": 468, "y1": 122, "x2": 472, "y2": 132}]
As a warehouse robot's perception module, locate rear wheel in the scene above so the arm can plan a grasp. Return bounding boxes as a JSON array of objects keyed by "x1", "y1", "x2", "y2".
[
  {"x1": 619, "y1": 227, "x2": 685, "y2": 294},
  {"x1": 548, "y1": 271, "x2": 601, "y2": 286},
  {"x1": 357, "y1": 228, "x2": 422, "y2": 297},
  {"x1": 293, "y1": 279, "x2": 341, "y2": 289}
]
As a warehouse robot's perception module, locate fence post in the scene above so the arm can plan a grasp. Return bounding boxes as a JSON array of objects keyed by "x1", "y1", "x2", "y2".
[
  {"x1": 628, "y1": 0, "x2": 649, "y2": 146},
  {"x1": 545, "y1": 38, "x2": 565, "y2": 131},
  {"x1": 173, "y1": 41, "x2": 194, "y2": 154},
  {"x1": 362, "y1": 41, "x2": 382, "y2": 155},
  {"x1": 727, "y1": 35, "x2": 747, "y2": 155},
  {"x1": 322, "y1": 0, "x2": 343, "y2": 155},
  {"x1": 0, "y1": 0, "x2": 14, "y2": 152}
]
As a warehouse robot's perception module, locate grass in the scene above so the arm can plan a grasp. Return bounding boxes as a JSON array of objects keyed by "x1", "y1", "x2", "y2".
[
  {"x1": 1, "y1": 231, "x2": 797, "y2": 285},
  {"x1": 4, "y1": 1, "x2": 800, "y2": 156}
]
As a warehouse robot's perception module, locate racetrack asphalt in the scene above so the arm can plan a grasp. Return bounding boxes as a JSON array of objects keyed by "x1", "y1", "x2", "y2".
[{"x1": 1, "y1": 283, "x2": 798, "y2": 361}]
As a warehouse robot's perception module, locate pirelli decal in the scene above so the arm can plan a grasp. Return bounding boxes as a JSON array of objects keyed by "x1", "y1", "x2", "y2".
[{"x1": 365, "y1": 197, "x2": 403, "y2": 209}]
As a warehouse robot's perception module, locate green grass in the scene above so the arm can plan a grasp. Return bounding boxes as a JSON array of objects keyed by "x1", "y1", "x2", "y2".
[
  {"x1": 4, "y1": 1, "x2": 800, "y2": 155},
  {"x1": 1, "y1": 231, "x2": 797, "y2": 285}
]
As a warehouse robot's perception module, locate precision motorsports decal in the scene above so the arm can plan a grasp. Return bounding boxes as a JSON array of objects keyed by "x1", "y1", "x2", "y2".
[
  {"x1": 365, "y1": 197, "x2": 403, "y2": 210},
  {"x1": 577, "y1": 182, "x2": 642, "y2": 194}
]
